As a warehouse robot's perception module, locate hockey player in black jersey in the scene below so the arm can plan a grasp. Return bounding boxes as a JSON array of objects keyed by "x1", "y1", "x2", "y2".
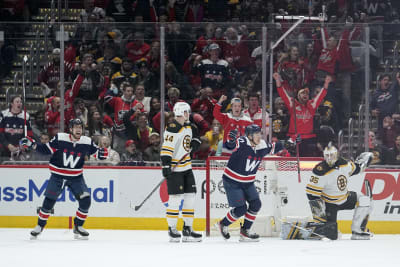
[
  {"x1": 20, "y1": 118, "x2": 108, "y2": 240},
  {"x1": 160, "y1": 102, "x2": 202, "y2": 242},
  {"x1": 217, "y1": 124, "x2": 278, "y2": 242}
]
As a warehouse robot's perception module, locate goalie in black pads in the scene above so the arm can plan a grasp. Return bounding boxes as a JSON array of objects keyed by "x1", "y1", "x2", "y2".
[
  {"x1": 303, "y1": 142, "x2": 373, "y2": 240},
  {"x1": 160, "y1": 102, "x2": 202, "y2": 242}
]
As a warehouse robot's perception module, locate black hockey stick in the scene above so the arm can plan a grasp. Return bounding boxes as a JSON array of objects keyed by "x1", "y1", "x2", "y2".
[
  {"x1": 133, "y1": 153, "x2": 190, "y2": 211},
  {"x1": 364, "y1": 179, "x2": 372, "y2": 199},
  {"x1": 134, "y1": 178, "x2": 165, "y2": 211}
]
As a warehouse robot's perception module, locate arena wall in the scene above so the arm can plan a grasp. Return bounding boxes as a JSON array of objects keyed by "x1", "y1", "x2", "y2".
[{"x1": 0, "y1": 165, "x2": 399, "y2": 234}]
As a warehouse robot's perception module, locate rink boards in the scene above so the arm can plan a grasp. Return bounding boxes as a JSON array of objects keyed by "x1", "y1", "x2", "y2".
[{"x1": 0, "y1": 164, "x2": 399, "y2": 234}]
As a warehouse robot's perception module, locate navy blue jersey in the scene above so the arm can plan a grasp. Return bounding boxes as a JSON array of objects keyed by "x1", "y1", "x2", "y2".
[
  {"x1": 0, "y1": 109, "x2": 33, "y2": 146},
  {"x1": 223, "y1": 137, "x2": 273, "y2": 183},
  {"x1": 36, "y1": 133, "x2": 98, "y2": 178}
]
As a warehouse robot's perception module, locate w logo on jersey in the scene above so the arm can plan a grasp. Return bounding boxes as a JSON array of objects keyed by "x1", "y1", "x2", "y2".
[
  {"x1": 63, "y1": 153, "x2": 81, "y2": 168},
  {"x1": 245, "y1": 159, "x2": 261, "y2": 172}
]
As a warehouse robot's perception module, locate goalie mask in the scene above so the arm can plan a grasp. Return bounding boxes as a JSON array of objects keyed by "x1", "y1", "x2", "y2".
[
  {"x1": 173, "y1": 102, "x2": 191, "y2": 121},
  {"x1": 323, "y1": 142, "x2": 338, "y2": 167}
]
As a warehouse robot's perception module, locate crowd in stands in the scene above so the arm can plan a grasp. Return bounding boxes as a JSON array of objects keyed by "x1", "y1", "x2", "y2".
[{"x1": 1, "y1": 0, "x2": 400, "y2": 165}]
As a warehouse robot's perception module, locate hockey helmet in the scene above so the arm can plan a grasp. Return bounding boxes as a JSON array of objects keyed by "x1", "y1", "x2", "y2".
[
  {"x1": 173, "y1": 102, "x2": 191, "y2": 117},
  {"x1": 69, "y1": 118, "x2": 84, "y2": 129},
  {"x1": 323, "y1": 142, "x2": 338, "y2": 167},
  {"x1": 245, "y1": 124, "x2": 261, "y2": 137}
]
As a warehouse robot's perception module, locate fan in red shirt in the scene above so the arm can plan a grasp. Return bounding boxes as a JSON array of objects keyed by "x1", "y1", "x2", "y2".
[
  {"x1": 274, "y1": 46, "x2": 306, "y2": 93},
  {"x1": 220, "y1": 26, "x2": 252, "y2": 72},
  {"x1": 104, "y1": 82, "x2": 145, "y2": 153},
  {"x1": 273, "y1": 72, "x2": 332, "y2": 157},
  {"x1": 125, "y1": 31, "x2": 150, "y2": 63},
  {"x1": 243, "y1": 92, "x2": 269, "y2": 134},
  {"x1": 191, "y1": 87, "x2": 217, "y2": 125},
  {"x1": 213, "y1": 95, "x2": 253, "y2": 155},
  {"x1": 44, "y1": 73, "x2": 85, "y2": 137}
]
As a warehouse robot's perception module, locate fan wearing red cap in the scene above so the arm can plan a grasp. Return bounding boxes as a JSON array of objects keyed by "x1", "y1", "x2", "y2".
[{"x1": 121, "y1": 140, "x2": 143, "y2": 162}]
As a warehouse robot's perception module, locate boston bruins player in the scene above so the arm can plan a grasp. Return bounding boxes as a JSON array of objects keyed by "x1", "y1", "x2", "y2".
[
  {"x1": 305, "y1": 142, "x2": 373, "y2": 240},
  {"x1": 160, "y1": 102, "x2": 202, "y2": 242}
]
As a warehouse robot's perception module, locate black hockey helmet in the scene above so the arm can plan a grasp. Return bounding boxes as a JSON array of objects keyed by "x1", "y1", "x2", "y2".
[
  {"x1": 245, "y1": 124, "x2": 261, "y2": 137},
  {"x1": 69, "y1": 118, "x2": 83, "y2": 129}
]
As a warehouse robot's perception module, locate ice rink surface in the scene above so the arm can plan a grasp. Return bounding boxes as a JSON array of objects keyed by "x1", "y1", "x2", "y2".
[{"x1": 0, "y1": 228, "x2": 399, "y2": 267}]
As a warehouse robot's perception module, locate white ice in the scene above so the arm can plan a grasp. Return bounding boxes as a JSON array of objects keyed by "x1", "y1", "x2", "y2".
[{"x1": 0, "y1": 228, "x2": 399, "y2": 267}]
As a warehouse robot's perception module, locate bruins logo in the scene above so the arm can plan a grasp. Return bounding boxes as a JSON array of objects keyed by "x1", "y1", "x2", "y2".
[
  {"x1": 337, "y1": 175, "x2": 347, "y2": 191},
  {"x1": 272, "y1": 119, "x2": 282, "y2": 133},
  {"x1": 183, "y1": 135, "x2": 191, "y2": 152}
]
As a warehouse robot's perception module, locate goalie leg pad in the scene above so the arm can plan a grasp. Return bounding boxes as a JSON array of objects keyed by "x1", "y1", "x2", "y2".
[
  {"x1": 307, "y1": 222, "x2": 338, "y2": 240},
  {"x1": 309, "y1": 199, "x2": 327, "y2": 223},
  {"x1": 351, "y1": 194, "x2": 372, "y2": 234},
  {"x1": 280, "y1": 221, "x2": 338, "y2": 240},
  {"x1": 280, "y1": 220, "x2": 312, "y2": 240}
]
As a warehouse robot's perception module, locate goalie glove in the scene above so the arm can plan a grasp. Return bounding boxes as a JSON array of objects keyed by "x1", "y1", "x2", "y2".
[
  {"x1": 355, "y1": 152, "x2": 373, "y2": 172},
  {"x1": 19, "y1": 136, "x2": 35, "y2": 150},
  {"x1": 97, "y1": 147, "x2": 109, "y2": 160}
]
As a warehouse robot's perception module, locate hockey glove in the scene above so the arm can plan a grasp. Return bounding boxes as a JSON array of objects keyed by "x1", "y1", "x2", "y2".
[
  {"x1": 162, "y1": 165, "x2": 172, "y2": 178},
  {"x1": 19, "y1": 136, "x2": 35, "y2": 150},
  {"x1": 228, "y1": 129, "x2": 238, "y2": 142},
  {"x1": 355, "y1": 152, "x2": 373, "y2": 172},
  {"x1": 225, "y1": 129, "x2": 238, "y2": 150},
  {"x1": 97, "y1": 147, "x2": 109, "y2": 160}
]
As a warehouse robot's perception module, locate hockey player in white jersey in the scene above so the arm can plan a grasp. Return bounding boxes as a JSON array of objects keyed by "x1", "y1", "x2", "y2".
[
  {"x1": 160, "y1": 102, "x2": 202, "y2": 242},
  {"x1": 306, "y1": 142, "x2": 373, "y2": 240}
]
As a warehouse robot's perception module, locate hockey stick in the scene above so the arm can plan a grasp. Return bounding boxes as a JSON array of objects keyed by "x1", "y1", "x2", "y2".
[
  {"x1": 292, "y1": 95, "x2": 301, "y2": 183},
  {"x1": 133, "y1": 153, "x2": 190, "y2": 211},
  {"x1": 22, "y1": 55, "x2": 28, "y2": 136}
]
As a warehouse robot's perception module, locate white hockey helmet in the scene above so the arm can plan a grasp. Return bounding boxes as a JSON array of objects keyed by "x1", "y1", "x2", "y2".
[
  {"x1": 173, "y1": 102, "x2": 191, "y2": 117},
  {"x1": 323, "y1": 142, "x2": 338, "y2": 167}
]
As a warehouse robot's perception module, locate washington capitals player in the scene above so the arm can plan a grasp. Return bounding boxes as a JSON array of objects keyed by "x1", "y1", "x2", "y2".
[
  {"x1": 217, "y1": 124, "x2": 276, "y2": 242},
  {"x1": 20, "y1": 118, "x2": 108, "y2": 240}
]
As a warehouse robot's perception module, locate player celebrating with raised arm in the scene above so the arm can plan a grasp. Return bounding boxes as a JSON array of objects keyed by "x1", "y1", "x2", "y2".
[
  {"x1": 217, "y1": 124, "x2": 278, "y2": 242},
  {"x1": 20, "y1": 118, "x2": 108, "y2": 240},
  {"x1": 306, "y1": 142, "x2": 373, "y2": 240},
  {"x1": 213, "y1": 95, "x2": 253, "y2": 155},
  {"x1": 160, "y1": 102, "x2": 202, "y2": 242}
]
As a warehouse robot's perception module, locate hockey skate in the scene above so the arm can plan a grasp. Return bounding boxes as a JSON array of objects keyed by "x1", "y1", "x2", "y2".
[
  {"x1": 30, "y1": 225, "x2": 43, "y2": 240},
  {"x1": 351, "y1": 230, "x2": 373, "y2": 240},
  {"x1": 216, "y1": 221, "x2": 230, "y2": 240},
  {"x1": 168, "y1": 226, "x2": 181, "y2": 242},
  {"x1": 239, "y1": 226, "x2": 260, "y2": 242},
  {"x1": 182, "y1": 223, "x2": 202, "y2": 242},
  {"x1": 73, "y1": 225, "x2": 89, "y2": 240}
]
